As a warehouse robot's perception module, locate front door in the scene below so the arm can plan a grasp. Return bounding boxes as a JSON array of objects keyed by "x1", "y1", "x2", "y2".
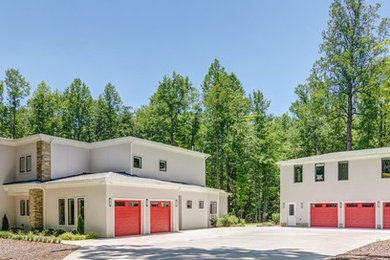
[{"x1": 287, "y1": 203, "x2": 296, "y2": 226}]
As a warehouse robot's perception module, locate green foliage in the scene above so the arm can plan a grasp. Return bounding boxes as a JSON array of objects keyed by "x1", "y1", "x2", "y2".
[
  {"x1": 59, "y1": 231, "x2": 96, "y2": 240},
  {"x1": 210, "y1": 215, "x2": 218, "y2": 227},
  {"x1": 0, "y1": 231, "x2": 61, "y2": 243},
  {"x1": 271, "y1": 213, "x2": 280, "y2": 224},
  {"x1": 2, "y1": 214, "x2": 9, "y2": 231},
  {"x1": 77, "y1": 214, "x2": 84, "y2": 235},
  {"x1": 219, "y1": 214, "x2": 242, "y2": 227},
  {"x1": 85, "y1": 232, "x2": 98, "y2": 239}
]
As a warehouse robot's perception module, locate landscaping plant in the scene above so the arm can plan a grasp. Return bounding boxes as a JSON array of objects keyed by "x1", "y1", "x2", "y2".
[{"x1": 2, "y1": 214, "x2": 9, "y2": 231}]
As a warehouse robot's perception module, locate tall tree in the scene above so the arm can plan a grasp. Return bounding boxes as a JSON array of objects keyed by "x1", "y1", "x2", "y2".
[
  {"x1": 28, "y1": 81, "x2": 57, "y2": 135},
  {"x1": 95, "y1": 83, "x2": 122, "y2": 140},
  {"x1": 2, "y1": 69, "x2": 30, "y2": 138},
  {"x1": 149, "y1": 72, "x2": 198, "y2": 146},
  {"x1": 319, "y1": 0, "x2": 389, "y2": 150},
  {"x1": 62, "y1": 78, "x2": 93, "y2": 141}
]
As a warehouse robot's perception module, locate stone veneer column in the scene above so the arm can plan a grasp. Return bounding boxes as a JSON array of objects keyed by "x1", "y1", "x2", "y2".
[
  {"x1": 36, "y1": 140, "x2": 51, "y2": 181},
  {"x1": 29, "y1": 189, "x2": 43, "y2": 229}
]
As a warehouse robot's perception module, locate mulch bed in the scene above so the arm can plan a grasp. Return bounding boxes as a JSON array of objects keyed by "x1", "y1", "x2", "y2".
[
  {"x1": 0, "y1": 238, "x2": 79, "y2": 260},
  {"x1": 331, "y1": 239, "x2": 390, "y2": 259}
]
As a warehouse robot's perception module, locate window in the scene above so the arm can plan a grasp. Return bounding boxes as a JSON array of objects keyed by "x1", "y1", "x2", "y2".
[
  {"x1": 315, "y1": 163, "x2": 325, "y2": 182},
  {"x1": 20, "y1": 200, "x2": 26, "y2": 216},
  {"x1": 68, "y1": 199, "x2": 75, "y2": 225},
  {"x1": 159, "y1": 160, "x2": 167, "y2": 172},
  {"x1": 151, "y1": 202, "x2": 158, "y2": 207},
  {"x1": 26, "y1": 156, "x2": 32, "y2": 172},
  {"x1": 289, "y1": 204, "x2": 295, "y2": 216},
  {"x1": 20, "y1": 157, "x2": 26, "y2": 173},
  {"x1": 26, "y1": 200, "x2": 30, "y2": 216},
  {"x1": 210, "y1": 201, "x2": 217, "y2": 215},
  {"x1": 294, "y1": 165, "x2": 303, "y2": 183},
  {"x1": 115, "y1": 201, "x2": 125, "y2": 207},
  {"x1": 187, "y1": 200, "x2": 192, "y2": 209},
  {"x1": 382, "y1": 158, "x2": 390, "y2": 178},
  {"x1": 78, "y1": 198, "x2": 84, "y2": 220},
  {"x1": 133, "y1": 156, "x2": 142, "y2": 169},
  {"x1": 161, "y1": 202, "x2": 170, "y2": 207},
  {"x1": 58, "y1": 199, "x2": 65, "y2": 225},
  {"x1": 338, "y1": 161, "x2": 348, "y2": 180},
  {"x1": 199, "y1": 200, "x2": 204, "y2": 209},
  {"x1": 129, "y1": 201, "x2": 139, "y2": 207}
]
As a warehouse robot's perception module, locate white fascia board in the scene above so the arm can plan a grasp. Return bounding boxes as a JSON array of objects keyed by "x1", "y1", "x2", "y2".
[
  {"x1": 43, "y1": 178, "x2": 106, "y2": 189},
  {"x1": 3, "y1": 183, "x2": 42, "y2": 193}
]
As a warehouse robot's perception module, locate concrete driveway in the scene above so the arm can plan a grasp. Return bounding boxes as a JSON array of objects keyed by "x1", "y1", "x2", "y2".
[{"x1": 64, "y1": 226, "x2": 390, "y2": 259}]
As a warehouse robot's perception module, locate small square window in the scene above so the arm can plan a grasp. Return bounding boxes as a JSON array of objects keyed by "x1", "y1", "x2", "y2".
[
  {"x1": 187, "y1": 200, "x2": 192, "y2": 209},
  {"x1": 161, "y1": 202, "x2": 170, "y2": 207},
  {"x1": 382, "y1": 158, "x2": 390, "y2": 178},
  {"x1": 315, "y1": 163, "x2": 325, "y2": 182},
  {"x1": 151, "y1": 202, "x2": 159, "y2": 207},
  {"x1": 115, "y1": 201, "x2": 125, "y2": 207},
  {"x1": 199, "y1": 200, "x2": 204, "y2": 209},
  {"x1": 20, "y1": 157, "x2": 26, "y2": 173},
  {"x1": 294, "y1": 165, "x2": 303, "y2": 183},
  {"x1": 338, "y1": 161, "x2": 348, "y2": 180},
  {"x1": 159, "y1": 160, "x2": 167, "y2": 172},
  {"x1": 133, "y1": 156, "x2": 142, "y2": 169},
  {"x1": 26, "y1": 156, "x2": 32, "y2": 172}
]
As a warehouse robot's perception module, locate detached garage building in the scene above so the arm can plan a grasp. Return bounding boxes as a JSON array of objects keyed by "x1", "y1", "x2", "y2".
[
  {"x1": 0, "y1": 134, "x2": 228, "y2": 237},
  {"x1": 278, "y1": 147, "x2": 390, "y2": 229}
]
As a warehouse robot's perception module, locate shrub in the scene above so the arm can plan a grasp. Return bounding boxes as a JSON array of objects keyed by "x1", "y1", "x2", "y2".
[
  {"x1": 271, "y1": 213, "x2": 280, "y2": 224},
  {"x1": 0, "y1": 230, "x2": 60, "y2": 243},
  {"x1": 210, "y1": 215, "x2": 218, "y2": 227},
  {"x1": 53, "y1": 229, "x2": 66, "y2": 237},
  {"x1": 59, "y1": 232, "x2": 86, "y2": 240},
  {"x1": 85, "y1": 232, "x2": 98, "y2": 239},
  {"x1": 41, "y1": 228, "x2": 54, "y2": 236},
  {"x1": 77, "y1": 215, "x2": 84, "y2": 235},
  {"x1": 219, "y1": 214, "x2": 240, "y2": 227},
  {"x1": 2, "y1": 214, "x2": 9, "y2": 231}
]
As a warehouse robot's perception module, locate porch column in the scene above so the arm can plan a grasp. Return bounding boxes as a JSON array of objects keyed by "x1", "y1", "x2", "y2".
[{"x1": 29, "y1": 189, "x2": 43, "y2": 229}]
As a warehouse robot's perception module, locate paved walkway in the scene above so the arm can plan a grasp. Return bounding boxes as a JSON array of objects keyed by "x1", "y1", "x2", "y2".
[{"x1": 64, "y1": 226, "x2": 390, "y2": 259}]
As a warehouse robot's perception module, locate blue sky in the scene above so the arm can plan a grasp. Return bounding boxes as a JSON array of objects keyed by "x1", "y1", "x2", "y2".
[{"x1": 0, "y1": 1, "x2": 388, "y2": 115}]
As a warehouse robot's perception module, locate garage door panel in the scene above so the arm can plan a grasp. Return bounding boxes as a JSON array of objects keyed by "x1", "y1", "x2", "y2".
[
  {"x1": 383, "y1": 202, "x2": 390, "y2": 229},
  {"x1": 345, "y1": 202, "x2": 375, "y2": 229},
  {"x1": 115, "y1": 200, "x2": 141, "y2": 236},
  {"x1": 150, "y1": 201, "x2": 171, "y2": 233},
  {"x1": 310, "y1": 203, "x2": 338, "y2": 228}
]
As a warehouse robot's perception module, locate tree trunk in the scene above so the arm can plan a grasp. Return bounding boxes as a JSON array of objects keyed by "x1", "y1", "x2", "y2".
[
  {"x1": 215, "y1": 139, "x2": 220, "y2": 189},
  {"x1": 170, "y1": 117, "x2": 174, "y2": 145},
  {"x1": 346, "y1": 91, "x2": 353, "y2": 151}
]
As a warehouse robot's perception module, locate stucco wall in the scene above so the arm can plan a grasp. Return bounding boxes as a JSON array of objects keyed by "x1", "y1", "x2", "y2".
[
  {"x1": 51, "y1": 143, "x2": 90, "y2": 179},
  {"x1": 0, "y1": 144, "x2": 16, "y2": 226},
  {"x1": 280, "y1": 157, "x2": 390, "y2": 227},
  {"x1": 179, "y1": 191, "x2": 209, "y2": 230},
  {"x1": 15, "y1": 143, "x2": 37, "y2": 182},
  {"x1": 44, "y1": 185, "x2": 107, "y2": 237},
  {"x1": 131, "y1": 142, "x2": 206, "y2": 186},
  {"x1": 90, "y1": 143, "x2": 131, "y2": 173}
]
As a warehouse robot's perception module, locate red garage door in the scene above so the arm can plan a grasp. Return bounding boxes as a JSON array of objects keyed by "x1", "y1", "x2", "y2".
[
  {"x1": 150, "y1": 201, "x2": 171, "y2": 233},
  {"x1": 115, "y1": 200, "x2": 141, "y2": 236},
  {"x1": 345, "y1": 202, "x2": 375, "y2": 228},
  {"x1": 383, "y1": 202, "x2": 390, "y2": 229},
  {"x1": 310, "y1": 203, "x2": 338, "y2": 227}
]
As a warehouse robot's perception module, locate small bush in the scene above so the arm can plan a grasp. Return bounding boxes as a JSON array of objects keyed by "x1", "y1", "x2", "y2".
[
  {"x1": 59, "y1": 232, "x2": 86, "y2": 240},
  {"x1": 0, "y1": 230, "x2": 60, "y2": 243},
  {"x1": 219, "y1": 214, "x2": 240, "y2": 227},
  {"x1": 271, "y1": 213, "x2": 280, "y2": 224},
  {"x1": 85, "y1": 232, "x2": 98, "y2": 239},
  {"x1": 53, "y1": 229, "x2": 66, "y2": 237},
  {"x1": 210, "y1": 215, "x2": 218, "y2": 227},
  {"x1": 2, "y1": 214, "x2": 9, "y2": 231},
  {"x1": 77, "y1": 215, "x2": 84, "y2": 235}
]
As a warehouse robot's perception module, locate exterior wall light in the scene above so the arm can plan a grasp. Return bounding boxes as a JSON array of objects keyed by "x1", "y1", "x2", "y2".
[
  {"x1": 301, "y1": 202, "x2": 303, "y2": 209},
  {"x1": 146, "y1": 199, "x2": 149, "y2": 207},
  {"x1": 339, "y1": 202, "x2": 342, "y2": 208},
  {"x1": 282, "y1": 202, "x2": 285, "y2": 209},
  {"x1": 175, "y1": 199, "x2": 178, "y2": 207},
  {"x1": 378, "y1": 201, "x2": 380, "y2": 208},
  {"x1": 109, "y1": 198, "x2": 112, "y2": 207}
]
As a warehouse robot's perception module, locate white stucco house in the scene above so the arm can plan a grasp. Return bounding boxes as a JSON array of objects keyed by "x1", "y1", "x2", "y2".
[
  {"x1": 278, "y1": 148, "x2": 390, "y2": 229},
  {"x1": 0, "y1": 134, "x2": 228, "y2": 237}
]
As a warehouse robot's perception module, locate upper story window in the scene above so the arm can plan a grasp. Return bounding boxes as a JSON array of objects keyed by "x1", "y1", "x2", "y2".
[
  {"x1": 133, "y1": 156, "x2": 142, "y2": 169},
  {"x1": 159, "y1": 160, "x2": 167, "y2": 172},
  {"x1": 338, "y1": 161, "x2": 348, "y2": 181},
  {"x1": 294, "y1": 165, "x2": 303, "y2": 183},
  {"x1": 382, "y1": 158, "x2": 390, "y2": 178},
  {"x1": 19, "y1": 156, "x2": 32, "y2": 173},
  {"x1": 315, "y1": 163, "x2": 325, "y2": 182}
]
